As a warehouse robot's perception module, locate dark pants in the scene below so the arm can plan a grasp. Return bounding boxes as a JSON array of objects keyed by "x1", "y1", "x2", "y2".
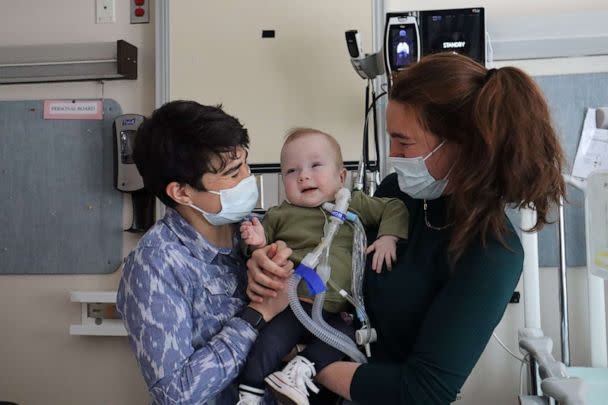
[{"x1": 240, "y1": 301, "x2": 355, "y2": 389}]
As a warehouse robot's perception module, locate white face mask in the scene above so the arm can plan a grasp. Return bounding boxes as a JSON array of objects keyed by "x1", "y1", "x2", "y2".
[
  {"x1": 188, "y1": 175, "x2": 259, "y2": 226},
  {"x1": 388, "y1": 140, "x2": 450, "y2": 200}
]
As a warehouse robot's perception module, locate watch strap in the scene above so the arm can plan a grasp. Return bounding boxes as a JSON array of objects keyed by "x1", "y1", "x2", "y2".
[{"x1": 238, "y1": 306, "x2": 266, "y2": 331}]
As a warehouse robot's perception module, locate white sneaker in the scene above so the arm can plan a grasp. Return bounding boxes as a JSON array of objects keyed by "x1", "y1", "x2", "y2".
[
  {"x1": 265, "y1": 355, "x2": 320, "y2": 405},
  {"x1": 236, "y1": 384, "x2": 265, "y2": 405}
]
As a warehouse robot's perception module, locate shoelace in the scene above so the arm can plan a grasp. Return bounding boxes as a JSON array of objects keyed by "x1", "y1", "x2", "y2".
[
  {"x1": 236, "y1": 393, "x2": 260, "y2": 405},
  {"x1": 237, "y1": 387, "x2": 264, "y2": 404},
  {"x1": 287, "y1": 359, "x2": 320, "y2": 395},
  {"x1": 303, "y1": 378, "x2": 320, "y2": 394}
]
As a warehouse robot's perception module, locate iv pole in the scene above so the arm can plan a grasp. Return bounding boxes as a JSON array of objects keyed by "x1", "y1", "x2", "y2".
[{"x1": 347, "y1": 2, "x2": 386, "y2": 195}]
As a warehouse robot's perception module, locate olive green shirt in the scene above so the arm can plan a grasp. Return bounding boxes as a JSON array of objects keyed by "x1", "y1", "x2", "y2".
[{"x1": 263, "y1": 190, "x2": 409, "y2": 312}]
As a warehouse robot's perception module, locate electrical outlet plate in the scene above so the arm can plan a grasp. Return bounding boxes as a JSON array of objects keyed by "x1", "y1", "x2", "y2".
[
  {"x1": 96, "y1": 0, "x2": 116, "y2": 24},
  {"x1": 130, "y1": 0, "x2": 150, "y2": 24}
]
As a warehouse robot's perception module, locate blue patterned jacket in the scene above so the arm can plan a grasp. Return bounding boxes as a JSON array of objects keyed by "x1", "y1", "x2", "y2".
[{"x1": 117, "y1": 207, "x2": 258, "y2": 404}]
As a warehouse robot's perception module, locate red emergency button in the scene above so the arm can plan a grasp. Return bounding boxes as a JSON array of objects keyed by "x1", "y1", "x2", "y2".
[
  {"x1": 134, "y1": 0, "x2": 145, "y2": 5},
  {"x1": 135, "y1": 7, "x2": 145, "y2": 17}
]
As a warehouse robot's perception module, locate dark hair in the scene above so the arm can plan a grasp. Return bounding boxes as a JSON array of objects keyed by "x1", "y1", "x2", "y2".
[
  {"x1": 133, "y1": 100, "x2": 249, "y2": 208},
  {"x1": 390, "y1": 53, "x2": 566, "y2": 262}
]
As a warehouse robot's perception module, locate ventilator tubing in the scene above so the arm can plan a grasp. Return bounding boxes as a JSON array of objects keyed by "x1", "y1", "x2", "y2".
[
  {"x1": 288, "y1": 275, "x2": 367, "y2": 364},
  {"x1": 287, "y1": 188, "x2": 369, "y2": 364}
]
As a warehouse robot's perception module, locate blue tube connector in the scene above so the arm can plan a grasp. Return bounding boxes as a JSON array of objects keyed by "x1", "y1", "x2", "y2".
[
  {"x1": 345, "y1": 211, "x2": 358, "y2": 222},
  {"x1": 294, "y1": 263, "x2": 326, "y2": 295}
]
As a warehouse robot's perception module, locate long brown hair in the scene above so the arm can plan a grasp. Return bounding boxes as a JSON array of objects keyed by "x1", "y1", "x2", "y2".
[{"x1": 390, "y1": 53, "x2": 566, "y2": 262}]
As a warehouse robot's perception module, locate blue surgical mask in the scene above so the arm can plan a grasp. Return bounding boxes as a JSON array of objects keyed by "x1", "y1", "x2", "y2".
[
  {"x1": 188, "y1": 175, "x2": 259, "y2": 226},
  {"x1": 388, "y1": 140, "x2": 450, "y2": 200}
]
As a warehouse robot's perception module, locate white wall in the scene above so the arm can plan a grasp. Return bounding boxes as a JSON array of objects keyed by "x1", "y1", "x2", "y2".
[
  {"x1": 386, "y1": 0, "x2": 607, "y2": 17},
  {"x1": 0, "y1": 1, "x2": 153, "y2": 404},
  {"x1": 169, "y1": 0, "x2": 373, "y2": 164},
  {"x1": 387, "y1": 0, "x2": 608, "y2": 76}
]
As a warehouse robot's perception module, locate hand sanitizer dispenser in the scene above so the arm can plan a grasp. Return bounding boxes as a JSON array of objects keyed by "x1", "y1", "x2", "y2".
[{"x1": 113, "y1": 114, "x2": 155, "y2": 232}]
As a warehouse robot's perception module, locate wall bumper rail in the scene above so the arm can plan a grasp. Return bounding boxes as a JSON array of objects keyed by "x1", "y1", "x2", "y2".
[{"x1": 0, "y1": 40, "x2": 137, "y2": 84}]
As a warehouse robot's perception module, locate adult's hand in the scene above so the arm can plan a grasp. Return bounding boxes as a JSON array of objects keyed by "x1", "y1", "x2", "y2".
[
  {"x1": 246, "y1": 241, "x2": 293, "y2": 303},
  {"x1": 248, "y1": 279, "x2": 289, "y2": 322}
]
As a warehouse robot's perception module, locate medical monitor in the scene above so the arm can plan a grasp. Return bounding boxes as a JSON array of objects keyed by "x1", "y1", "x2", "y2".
[
  {"x1": 419, "y1": 8, "x2": 485, "y2": 64},
  {"x1": 387, "y1": 22, "x2": 419, "y2": 71}
]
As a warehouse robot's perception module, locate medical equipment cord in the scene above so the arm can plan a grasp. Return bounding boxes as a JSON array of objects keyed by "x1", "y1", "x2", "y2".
[
  {"x1": 363, "y1": 88, "x2": 386, "y2": 172},
  {"x1": 363, "y1": 81, "x2": 370, "y2": 172},
  {"x1": 356, "y1": 84, "x2": 386, "y2": 193},
  {"x1": 287, "y1": 274, "x2": 367, "y2": 364},
  {"x1": 491, "y1": 332, "x2": 530, "y2": 396},
  {"x1": 321, "y1": 203, "x2": 373, "y2": 344},
  {"x1": 287, "y1": 189, "x2": 368, "y2": 364}
]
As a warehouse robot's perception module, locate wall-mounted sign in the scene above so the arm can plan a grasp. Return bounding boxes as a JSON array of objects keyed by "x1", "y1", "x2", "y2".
[{"x1": 43, "y1": 100, "x2": 103, "y2": 120}]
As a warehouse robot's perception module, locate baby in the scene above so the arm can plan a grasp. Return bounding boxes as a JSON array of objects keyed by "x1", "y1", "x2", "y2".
[{"x1": 237, "y1": 128, "x2": 409, "y2": 405}]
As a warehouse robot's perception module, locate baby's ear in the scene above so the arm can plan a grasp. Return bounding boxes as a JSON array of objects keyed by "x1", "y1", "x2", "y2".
[{"x1": 338, "y1": 167, "x2": 348, "y2": 185}]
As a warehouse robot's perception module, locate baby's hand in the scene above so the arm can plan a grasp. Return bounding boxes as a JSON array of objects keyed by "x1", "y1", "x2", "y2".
[
  {"x1": 366, "y1": 235, "x2": 398, "y2": 273},
  {"x1": 240, "y1": 216, "x2": 267, "y2": 249}
]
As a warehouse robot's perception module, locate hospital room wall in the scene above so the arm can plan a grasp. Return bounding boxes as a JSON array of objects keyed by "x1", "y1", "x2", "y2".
[
  {"x1": 386, "y1": 0, "x2": 608, "y2": 404},
  {"x1": 0, "y1": 2, "x2": 606, "y2": 405},
  {"x1": 387, "y1": 0, "x2": 607, "y2": 15},
  {"x1": 0, "y1": 1, "x2": 152, "y2": 404}
]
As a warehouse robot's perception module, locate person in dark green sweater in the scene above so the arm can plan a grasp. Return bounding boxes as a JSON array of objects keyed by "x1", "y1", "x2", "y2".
[{"x1": 245, "y1": 52, "x2": 566, "y2": 404}]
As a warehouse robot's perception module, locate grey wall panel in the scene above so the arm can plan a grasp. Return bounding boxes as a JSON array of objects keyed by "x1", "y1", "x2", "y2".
[
  {"x1": 0, "y1": 100, "x2": 123, "y2": 274},
  {"x1": 507, "y1": 73, "x2": 608, "y2": 267}
]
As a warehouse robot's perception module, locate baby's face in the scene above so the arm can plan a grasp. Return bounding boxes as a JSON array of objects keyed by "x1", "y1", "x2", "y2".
[{"x1": 281, "y1": 133, "x2": 346, "y2": 207}]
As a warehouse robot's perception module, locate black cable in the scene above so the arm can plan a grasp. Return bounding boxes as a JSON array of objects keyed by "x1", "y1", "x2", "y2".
[
  {"x1": 362, "y1": 90, "x2": 387, "y2": 171},
  {"x1": 371, "y1": 87, "x2": 379, "y2": 172},
  {"x1": 367, "y1": 91, "x2": 387, "y2": 113},
  {"x1": 363, "y1": 81, "x2": 371, "y2": 173},
  {"x1": 356, "y1": 86, "x2": 387, "y2": 193}
]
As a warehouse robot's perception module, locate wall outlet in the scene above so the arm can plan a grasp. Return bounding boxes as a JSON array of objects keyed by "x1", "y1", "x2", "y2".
[
  {"x1": 96, "y1": 0, "x2": 116, "y2": 24},
  {"x1": 130, "y1": 0, "x2": 150, "y2": 24}
]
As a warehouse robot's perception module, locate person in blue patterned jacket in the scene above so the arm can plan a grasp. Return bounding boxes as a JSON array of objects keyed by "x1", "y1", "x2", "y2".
[{"x1": 117, "y1": 100, "x2": 292, "y2": 405}]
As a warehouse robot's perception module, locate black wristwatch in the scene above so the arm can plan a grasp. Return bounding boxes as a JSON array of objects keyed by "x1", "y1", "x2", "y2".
[{"x1": 238, "y1": 306, "x2": 266, "y2": 331}]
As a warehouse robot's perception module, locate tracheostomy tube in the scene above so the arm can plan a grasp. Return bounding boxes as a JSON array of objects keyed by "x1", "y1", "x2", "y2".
[{"x1": 288, "y1": 188, "x2": 375, "y2": 364}]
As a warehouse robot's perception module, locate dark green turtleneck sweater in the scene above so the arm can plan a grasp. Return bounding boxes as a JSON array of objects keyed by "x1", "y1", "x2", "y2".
[{"x1": 350, "y1": 173, "x2": 523, "y2": 404}]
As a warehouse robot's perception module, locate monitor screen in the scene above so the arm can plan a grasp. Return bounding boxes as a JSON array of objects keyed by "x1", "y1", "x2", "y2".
[
  {"x1": 420, "y1": 8, "x2": 485, "y2": 64},
  {"x1": 388, "y1": 24, "x2": 418, "y2": 71}
]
